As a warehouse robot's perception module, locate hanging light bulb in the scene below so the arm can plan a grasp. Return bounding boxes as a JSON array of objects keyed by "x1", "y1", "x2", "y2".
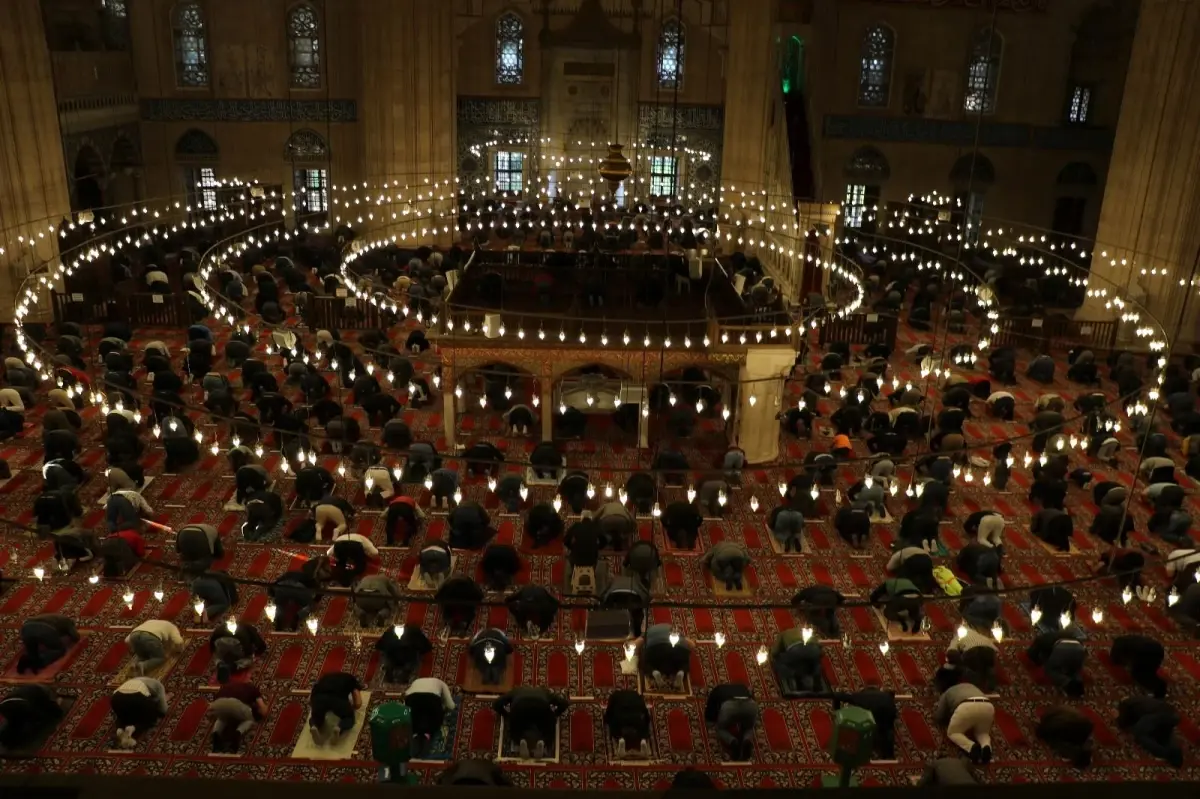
[
  {"x1": 878, "y1": 641, "x2": 890, "y2": 655},
  {"x1": 991, "y1": 622, "x2": 1004, "y2": 643},
  {"x1": 750, "y1": 496, "x2": 759, "y2": 512},
  {"x1": 32, "y1": 566, "x2": 45, "y2": 581},
  {"x1": 453, "y1": 487, "x2": 463, "y2": 504},
  {"x1": 864, "y1": 475, "x2": 874, "y2": 490},
  {"x1": 153, "y1": 586, "x2": 164, "y2": 601},
  {"x1": 553, "y1": 496, "x2": 563, "y2": 512},
  {"x1": 801, "y1": 626, "x2": 813, "y2": 644},
  {"x1": 1030, "y1": 606, "x2": 1043, "y2": 625},
  {"x1": 1091, "y1": 608, "x2": 1104, "y2": 624},
  {"x1": 1122, "y1": 586, "x2": 1134, "y2": 605},
  {"x1": 337, "y1": 462, "x2": 346, "y2": 477},
  {"x1": 574, "y1": 638, "x2": 586, "y2": 655},
  {"x1": 722, "y1": 408, "x2": 731, "y2": 420},
  {"x1": 365, "y1": 476, "x2": 375, "y2": 492},
  {"x1": 1059, "y1": 611, "x2": 1072, "y2": 629},
  {"x1": 748, "y1": 394, "x2": 757, "y2": 407},
  {"x1": 484, "y1": 643, "x2": 497, "y2": 663},
  {"x1": 255, "y1": 443, "x2": 265, "y2": 458},
  {"x1": 755, "y1": 646, "x2": 769, "y2": 665},
  {"x1": 306, "y1": 617, "x2": 319, "y2": 635},
  {"x1": 717, "y1": 491, "x2": 727, "y2": 507},
  {"x1": 88, "y1": 574, "x2": 100, "y2": 584},
  {"x1": 810, "y1": 484, "x2": 820, "y2": 500},
  {"x1": 624, "y1": 641, "x2": 637, "y2": 661},
  {"x1": 956, "y1": 623, "x2": 968, "y2": 640},
  {"x1": 265, "y1": 601, "x2": 277, "y2": 622},
  {"x1": 487, "y1": 477, "x2": 498, "y2": 493},
  {"x1": 123, "y1": 589, "x2": 135, "y2": 605},
  {"x1": 619, "y1": 488, "x2": 628, "y2": 504},
  {"x1": 687, "y1": 485, "x2": 697, "y2": 503},
  {"x1": 915, "y1": 482, "x2": 925, "y2": 498},
  {"x1": 519, "y1": 485, "x2": 529, "y2": 501},
  {"x1": 225, "y1": 616, "x2": 239, "y2": 634},
  {"x1": 392, "y1": 624, "x2": 405, "y2": 640},
  {"x1": 194, "y1": 598, "x2": 206, "y2": 617},
  {"x1": 652, "y1": 502, "x2": 662, "y2": 518},
  {"x1": 586, "y1": 483, "x2": 596, "y2": 499}
]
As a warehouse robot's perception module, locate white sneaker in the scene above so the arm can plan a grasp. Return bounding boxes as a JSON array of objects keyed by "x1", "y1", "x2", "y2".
[
  {"x1": 674, "y1": 670, "x2": 686, "y2": 692},
  {"x1": 309, "y1": 725, "x2": 326, "y2": 746},
  {"x1": 651, "y1": 669, "x2": 664, "y2": 688},
  {"x1": 640, "y1": 739, "x2": 651, "y2": 757},
  {"x1": 534, "y1": 740, "x2": 546, "y2": 759},
  {"x1": 616, "y1": 739, "x2": 626, "y2": 758},
  {"x1": 518, "y1": 739, "x2": 530, "y2": 759}
]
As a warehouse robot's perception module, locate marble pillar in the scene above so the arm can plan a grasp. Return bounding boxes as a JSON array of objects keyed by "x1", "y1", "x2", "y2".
[
  {"x1": 0, "y1": 0, "x2": 72, "y2": 318},
  {"x1": 1085, "y1": 0, "x2": 1200, "y2": 341},
  {"x1": 738, "y1": 347, "x2": 797, "y2": 465},
  {"x1": 358, "y1": 0, "x2": 456, "y2": 245},
  {"x1": 719, "y1": 0, "x2": 776, "y2": 224}
]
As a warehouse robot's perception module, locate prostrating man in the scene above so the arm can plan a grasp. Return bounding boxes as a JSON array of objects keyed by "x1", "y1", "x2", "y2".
[
  {"x1": 492, "y1": 686, "x2": 569, "y2": 760},
  {"x1": 209, "y1": 620, "x2": 267, "y2": 679},
  {"x1": 1110, "y1": 635, "x2": 1168, "y2": 698},
  {"x1": 1036, "y1": 704, "x2": 1094, "y2": 768},
  {"x1": 870, "y1": 577, "x2": 924, "y2": 633},
  {"x1": 636, "y1": 623, "x2": 692, "y2": 692},
  {"x1": 308, "y1": 671, "x2": 365, "y2": 746},
  {"x1": 405, "y1": 677, "x2": 456, "y2": 757},
  {"x1": 0, "y1": 685, "x2": 64, "y2": 750},
  {"x1": 1027, "y1": 629, "x2": 1087, "y2": 697},
  {"x1": 111, "y1": 676, "x2": 168, "y2": 749},
  {"x1": 375, "y1": 623, "x2": 433, "y2": 684},
  {"x1": 209, "y1": 678, "x2": 268, "y2": 754},
  {"x1": 352, "y1": 573, "x2": 402, "y2": 628},
  {"x1": 705, "y1": 683, "x2": 758, "y2": 761},
  {"x1": 125, "y1": 620, "x2": 183, "y2": 675},
  {"x1": 604, "y1": 689, "x2": 652, "y2": 759},
  {"x1": 934, "y1": 682, "x2": 994, "y2": 764},
  {"x1": 832, "y1": 689, "x2": 898, "y2": 760},
  {"x1": 17, "y1": 614, "x2": 80, "y2": 674},
  {"x1": 1117, "y1": 695, "x2": 1184, "y2": 767},
  {"x1": 469, "y1": 627, "x2": 514, "y2": 685},
  {"x1": 770, "y1": 628, "x2": 826, "y2": 694},
  {"x1": 702, "y1": 541, "x2": 751, "y2": 591},
  {"x1": 505, "y1": 585, "x2": 561, "y2": 639}
]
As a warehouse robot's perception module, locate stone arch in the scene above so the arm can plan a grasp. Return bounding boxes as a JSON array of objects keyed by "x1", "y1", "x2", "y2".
[
  {"x1": 284, "y1": 128, "x2": 330, "y2": 162},
  {"x1": 949, "y1": 152, "x2": 995, "y2": 190},
  {"x1": 174, "y1": 128, "x2": 219, "y2": 162},
  {"x1": 844, "y1": 146, "x2": 890, "y2": 183}
]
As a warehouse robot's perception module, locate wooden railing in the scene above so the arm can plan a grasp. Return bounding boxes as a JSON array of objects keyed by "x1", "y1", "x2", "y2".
[
  {"x1": 304, "y1": 294, "x2": 395, "y2": 331},
  {"x1": 993, "y1": 316, "x2": 1118, "y2": 354},
  {"x1": 818, "y1": 312, "x2": 899, "y2": 349}
]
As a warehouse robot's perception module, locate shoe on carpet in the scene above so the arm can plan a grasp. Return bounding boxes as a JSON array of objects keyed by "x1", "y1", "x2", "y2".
[
  {"x1": 742, "y1": 739, "x2": 754, "y2": 761},
  {"x1": 211, "y1": 732, "x2": 222, "y2": 753},
  {"x1": 309, "y1": 724, "x2": 326, "y2": 746},
  {"x1": 651, "y1": 669, "x2": 665, "y2": 689},
  {"x1": 981, "y1": 744, "x2": 992, "y2": 765},
  {"x1": 616, "y1": 739, "x2": 626, "y2": 758},
  {"x1": 534, "y1": 740, "x2": 546, "y2": 759},
  {"x1": 640, "y1": 739, "x2": 651, "y2": 758},
  {"x1": 969, "y1": 742, "x2": 982, "y2": 763},
  {"x1": 673, "y1": 670, "x2": 686, "y2": 692},
  {"x1": 518, "y1": 739, "x2": 530, "y2": 759}
]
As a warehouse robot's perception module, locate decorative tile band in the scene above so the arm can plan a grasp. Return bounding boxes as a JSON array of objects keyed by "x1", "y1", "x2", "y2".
[
  {"x1": 139, "y1": 98, "x2": 357, "y2": 123},
  {"x1": 822, "y1": 114, "x2": 1113, "y2": 151}
]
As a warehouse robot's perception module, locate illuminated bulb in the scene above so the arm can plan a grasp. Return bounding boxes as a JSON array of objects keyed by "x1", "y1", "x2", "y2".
[
  {"x1": 778, "y1": 482, "x2": 787, "y2": 497},
  {"x1": 586, "y1": 394, "x2": 595, "y2": 407},
  {"x1": 641, "y1": 406, "x2": 649, "y2": 418},
  {"x1": 453, "y1": 487, "x2": 463, "y2": 504},
  {"x1": 194, "y1": 429, "x2": 203, "y2": 443},
  {"x1": 652, "y1": 502, "x2": 662, "y2": 517},
  {"x1": 687, "y1": 486, "x2": 697, "y2": 503},
  {"x1": 265, "y1": 602, "x2": 277, "y2": 621},
  {"x1": 194, "y1": 598, "x2": 206, "y2": 617},
  {"x1": 533, "y1": 395, "x2": 540, "y2": 408},
  {"x1": 225, "y1": 616, "x2": 238, "y2": 634},
  {"x1": 123, "y1": 589, "x2": 135, "y2": 604},
  {"x1": 1059, "y1": 611, "x2": 1072, "y2": 629},
  {"x1": 487, "y1": 477, "x2": 498, "y2": 492},
  {"x1": 824, "y1": 382, "x2": 832, "y2": 394},
  {"x1": 991, "y1": 622, "x2": 1004, "y2": 643},
  {"x1": 1091, "y1": 608, "x2": 1104, "y2": 624},
  {"x1": 553, "y1": 496, "x2": 563, "y2": 512},
  {"x1": 519, "y1": 485, "x2": 529, "y2": 501},
  {"x1": 280, "y1": 459, "x2": 290, "y2": 474},
  {"x1": 801, "y1": 626, "x2": 813, "y2": 644},
  {"x1": 1030, "y1": 606, "x2": 1043, "y2": 625},
  {"x1": 983, "y1": 472, "x2": 991, "y2": 486},
  {"x1": 879, "y1": 641, "x2": 890, "y2": 655},
  {"x1": 308, "y1": 451, "x2": 317, "y2": 465},
  {"x1": 88, "y1": 574, "x2": 99, "y2": 584},
  {"x1": 33, "y1": 566, "x2": 44, "y2": 581},
  {"x1": 748, "y1": 395, "x2": 757, "y2": 407},
  {"x1": 586, "y1": 483, "x2": 596, "y2": 499},
  {"x1": 864, "y1": 475, "x2": 873, "y2": 490},
  {"x1": 722, "y1": 408, "x2": 731, "y2": 420},
  {"x1": 479, "y1": 395, "x2": 487, "y2": 408},
  {"x1": 153, "y1": 587, "x2": 164, "y2": 601},
  {"x1": 755, "y1": 646, "x2": 768, "y2": 665},
  {"x1": 306, "y1": 617, "x2": 319, "y2": 635},
  {"x1": 337, "y1": 463, "x2": 346, "y2": 477},
  {"x1": 623, "y1": 331, "x2": 631, "y2": 346},
  {"x1": 455, "y1": 385, "x2": 463, "y2": 398},
  {"x1": 695, "y1": 400, "x2": 704, "y2": 413},
  {"x1": 210, "y1": 441, "x2": 220, "y2": 456},
  {"x1": 559, "y1": 402, "x2": 567, "y2": 415},
  {"x1": 1169, "y1": 587, "x2": 1179, "y2": 606},
  {"x1": 365, "y1": 476, "x2": 375, "y2": 492},
  {"x1": 1122, "y1": 586, "x2": 1133, "y2": 605},
  {"x1": 484, "y1": 643, "x2": 496, "y2": 663},
  {"x1": 717, "y1": 490, "x2": 727, "y2": 507},
  {"x1": 1039, "y1": 453, "x2": 1048, "y2": 466},
  {"x1": 619, "y1": 489, "x2": 628, "y2": 504},
  {"x1": 750, "y1": 496, "x2": 759, "y2": 512},
  {"x1": 624, "y1": 641, "x2": 637, "y2": 660},
  {"x1": 559, "y1": 329, "x2": 566, "y2": 342},
  {"x1": 255, "y1": 444, "x2": 264, "y2": 458},
  {"x1": 392, "y1": 467, "x2": 402, "y2": 482},
  {"x1": 956, "y1": 623, "x2": 968, "y2": 640},
  {"x1": 424, "y1": 475, "x2": 433, "y2": 490},
  {"x1": 153, "y1": 424, "x2": 161, "y2": 438},
  {"x1": 810, "y1": 484, "x2": 820, "y2": 500}
]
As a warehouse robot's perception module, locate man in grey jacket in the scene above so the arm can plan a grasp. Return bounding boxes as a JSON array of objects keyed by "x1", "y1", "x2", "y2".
[
  {"x1": 352, "y1": 574, "x2": 402, "y2": 627},
  {"x1": 702, "y1": 541, "x2": 751, "y2": 591},
  {"x1": 934, "y1": 683, "x2": 994, "y2": 764},
  {"x1": 492, "y1": 686, "x2": 569, "y2": 760}
]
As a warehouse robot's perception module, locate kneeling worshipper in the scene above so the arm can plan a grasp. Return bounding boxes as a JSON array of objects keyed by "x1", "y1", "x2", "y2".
[
  {"x1": 405, "y1": 677, "x2": 456, "y2": 757},
  {"x1": 637, "y1": 623, "x2": 693, "y2": 692},
  {"x1": 792, "y1": 585, "x2": 846, "y2": 639},
  {"x1": 192, "y1": 570, "x2": 239, "y2": 621},
  {"x1": 705, "y1": 683, "x2": 759, "y2": 761},
  {"x1": 125, "y1": 620, "x2": 183, "y2": 675},
  {"x1": 111, "y1": 676, "x2": 168, "y2": 749},
  {"x1": 437, "y1": 759, "x2": 513, "y2": 786},
  {"x1": 209, "y1": 677, "x2": 268, "y2": 754},
  {"x1": 0, "y1": 685, "x2": 64, "y2": 750},
  {"x1": 308, "y1": 671, "x2": 366, "y2": 746},
  {"x1": 210, "y1": 620, "x2": 268, "y2": 679},
  {"x1": 17, "y1": 614, "x2": 80, "y2": 674},
  {"x1": 1110, "y1": 635, "x2": 1168, "y2": 698},
  {"x1": 1036, "y1": 704, "x2": 1094, "y2": 768},
  {"x1": 352, "y1": 573, "x2": 403, "y2": 627},
  {"x1": 327, "y1": 530, "x2": 380, "y2": 586},
  {"x1": 1117, "y1": 696, "x2": 1184, "y2": 767},
  {"x1": 492, "y1": 687, "x2": 570, "y2": 760},
  {"x1": 436, "y1": 575, "x2": 485, "y2": 636},
  {"x1": 1028, "y1": 629, "x2": 1087, "y2": 697},
  {"x1": 770, "y1": 627, "x2": 826, "y2": 694},
  {"x1": 175, "y1": 523, "x2": 223, "y2": 573},
  {"x1": 375, "y1": 623, "x2": 433, "y2": 684},
  {"x1": 604, "y1": 689, "x2": 652, "y2": 758},
  {"x1": 505, "y1": 585, "x2": 561, "y2": 638},
  {"x1": 934, "y1": 682, "x2": 994, "y2": 764},
  {"x1": 469, "y1": 627, "x2": 514, "y2": 685},
  {"x1": 870, "y1": 577, "x2": 924, "y2": 633},
  {"x1": 701, "y1": 541, "x2": 751, "y2": 591}
]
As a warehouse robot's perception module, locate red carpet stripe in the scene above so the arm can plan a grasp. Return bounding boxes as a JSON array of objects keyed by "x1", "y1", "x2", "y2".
[
  {"x1": 592, "y1": 652, "x2": 614, "y2": 688},
  {"x1": 693, "y1": 609, "x2": 715, "y2": 634},
  {"x1": 724, "y1": 650, "x2": 750, "y2": 685},
  {"x1": 0, "y1": 584, "x2": 36, "y2": 615},
  {"x1": 742, "y1": 524, "x2": 762, "y2": 549},
  {"x1": 848, "y1": 565, "x2": 871, "y2": 588},
  {"x1": 469, "y1": 707, "x2": 496, "y2": 751},
  {"x1": 247, "y1": 550, "x2": 273, "y2": 579},
  {"x1": 274, "y1": 643, "x2": 305, "y2": 680},
  {"x1": 895, "y1": 652, "x2": 925, "y2": 685},
  {"x1": 71, "y1": 696, "x2": 112, "y2": 739},
  {"x1": 171, "y1": 698, "x2": 210, "y2": 741},
  {"x1": 157, "y1": 478, "x2": 182, "y2": 501},
  {"x1": 763, "y1": 708, "x2": 792, "y2": 751},
  {"x1": 41, "y1": 587, "x2": 74, "y2": 614},
  {"x1": 809, "y1": 707, "x2": 833, "y2": 750},
  {"x1": 1077, "y1": 706, "x2": 1119, "y2": 746},
  {"x1": 1140, "y1": 606, "x2": 1176, "y2": 633},
  {"x1": 993, "y1": 708, "x2": 1028, "y2": 747},
  {"x1": 120, "y1": 593, "x2": 149, "y2": 619},
  {"x1": 851, "y1": 607, "x2": 875, "y2": 633},
  {"x1": 666, "y1": 708, "x2": 693, "y2": 751},
  {"x1": 157, "y1": 589, "x2": 191, "y2": 621},
  {"x1": 364, "y1": 651, "x2": 380, "y2": 683},
  {"x1": 924, "y1": 604, "x2": 953, "y2": 632},
  {"x1": 269, "y1": 701, "x2": 305, "y2": 746},
  {"x1": 185, "y1": 645, "x2": 213, "y2": 676},
  {"x1": 190, "y1": 481, "x2": 214, "y2": 502},
  {"x1": 732, "y1": 610, "x2": 756, "y2": 633},
  {"x1": 1172, "y1": 652, "x2": 1200, "y2": 681},
  {"x1": 569, "y1": 709, "x2": 594, "y2": 753},
  {"x1": 664, "y1": 561, "x2": 684, "y2": 586},
  {"x1": 547, "y1": 650, "x2": 570, "y2": 689},
  {"x1": 689, "y1": 651, "x2": 705, "y2": 687},
  {"x1": 900, "y1": 707, "x2": 937, "y2": 750},
  {"x1": 1095, "y1": 650, "x2": 1134, "y2": 684},
  {"x1": 496, "y1": 520, "x2": 515, "y2": 545},
  {"x1": 771, "y1": 608, "x2": 794, "y2": 633},
  {"x1": 80, "y1": 587, "x2": 113, "y2": 618},
  {"x1": 315, "y1": 647, "x2": 347, "y2": 678},
  {"x1": 321, "y1": 596, "x2": 348, "y2": 628},
  {"x1": 811, "y1": 565, "x2": 834, "y2": 586},
  {"x1": 853, "y1": 649, "x2": 882, "y2": 686},
  {"x1": 774, "y1": 562, "x2": 798, "y2": 588}
]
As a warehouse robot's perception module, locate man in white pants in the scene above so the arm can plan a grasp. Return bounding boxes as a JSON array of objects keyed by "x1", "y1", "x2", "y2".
[
  {"x1": 935, "y1": 682, "x2": 994, "y2": 764},
  {"x1": 977, "y1": 514, "x2": 1005, "y2": 547}
]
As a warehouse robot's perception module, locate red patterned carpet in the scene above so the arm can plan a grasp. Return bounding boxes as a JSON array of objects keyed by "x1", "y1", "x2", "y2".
[{"x1": 2, "y1": 307, "x2": 1200, "y2": 786}]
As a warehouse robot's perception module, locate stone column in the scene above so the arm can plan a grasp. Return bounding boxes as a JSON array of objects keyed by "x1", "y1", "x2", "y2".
[
  {"x1": 738, "y1": 347, "x2": 796, "y2": 464},
  {"x1": 541, "y1": 383, "x2": 553, "y2": 442},
  {"x1": 718, "y1": 0, "x2": 777, "y2": 233},
  {"x1": 1083, "y1": 0, "x2": 1200, "y2": 341},
  {"x1": 442, "y1": 391, "x2": 456, "y2": 450},
  {"x1": 0, "y1": 0, "x2": 72, "y2": 317},
  {"x1": 358, "y1": 0, "x2": 456, "y2": 245}
]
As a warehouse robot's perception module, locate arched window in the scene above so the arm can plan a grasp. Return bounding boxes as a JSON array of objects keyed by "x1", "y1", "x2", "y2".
[
  {"x1": 171, "y1": 2, "x2": 209, "y2": 88},
  {"x1": 100, "y1": 0, "x2": 129, "y2": 49},
  {"x1": 858, "y1": 25, "x2": 894, "y2": 107},
  {"x1": 657, "y1": 18, "x2": 685, "y2": 89},
  {"x1": 964, "y1": 27, "x2": 1003, "y2": 114},
  {"x1": 284, "y1": 129, "x2": 329, "y2": 161},
  {"x1": 288, "y1": 3, "x2": 322, "y2": 89},
  {"x1": 495, "y1": 13, "x2": 524, "y2": 85}
]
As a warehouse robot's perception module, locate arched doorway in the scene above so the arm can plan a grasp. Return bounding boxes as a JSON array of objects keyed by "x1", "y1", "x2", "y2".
[
  {"x1": 73, "y1": 146, "x2": 106, "y2": 211},
  {"x1": 454, "y1": 361, "x2": 539, "y2": 439},
  {"x1": 554, "y1": 364, "x2": 640, "y2": 447}
]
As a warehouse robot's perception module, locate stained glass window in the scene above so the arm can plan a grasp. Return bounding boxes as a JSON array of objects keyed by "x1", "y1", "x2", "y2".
[
  {"x1": 295, "y1": 168, "x2": 329, "y2": 213},
  {"x1": 1068, "y1": 85, "x2": 1091, "y2": 124},
  {"x1": 858, "y1": 25, "x2": 894, "y2": 107},
  {"x1": 288, "y1": 4, "x2": 322, "y2": 89},
  {"x1": 657, "y1": 19, "x2": 684, "y2": 89},
  {"x1": 964, "y1": 27, "x2": 1003, "y2": 114},
  {"x1": 172, "y1": 3, "x2": 209, "y2": 87},
  {"x1": 843, "y1": 184, "x2": 866, "y2": 229},
  {"x1": 650, "y1": 156, "x2": 678, "y2": 197},
  {"x1": 496, "y1": 13, "x2": 524, "y2": 85},
  {"x1": 494, "y1": 151, "x2": 524, "y2": 194}
]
